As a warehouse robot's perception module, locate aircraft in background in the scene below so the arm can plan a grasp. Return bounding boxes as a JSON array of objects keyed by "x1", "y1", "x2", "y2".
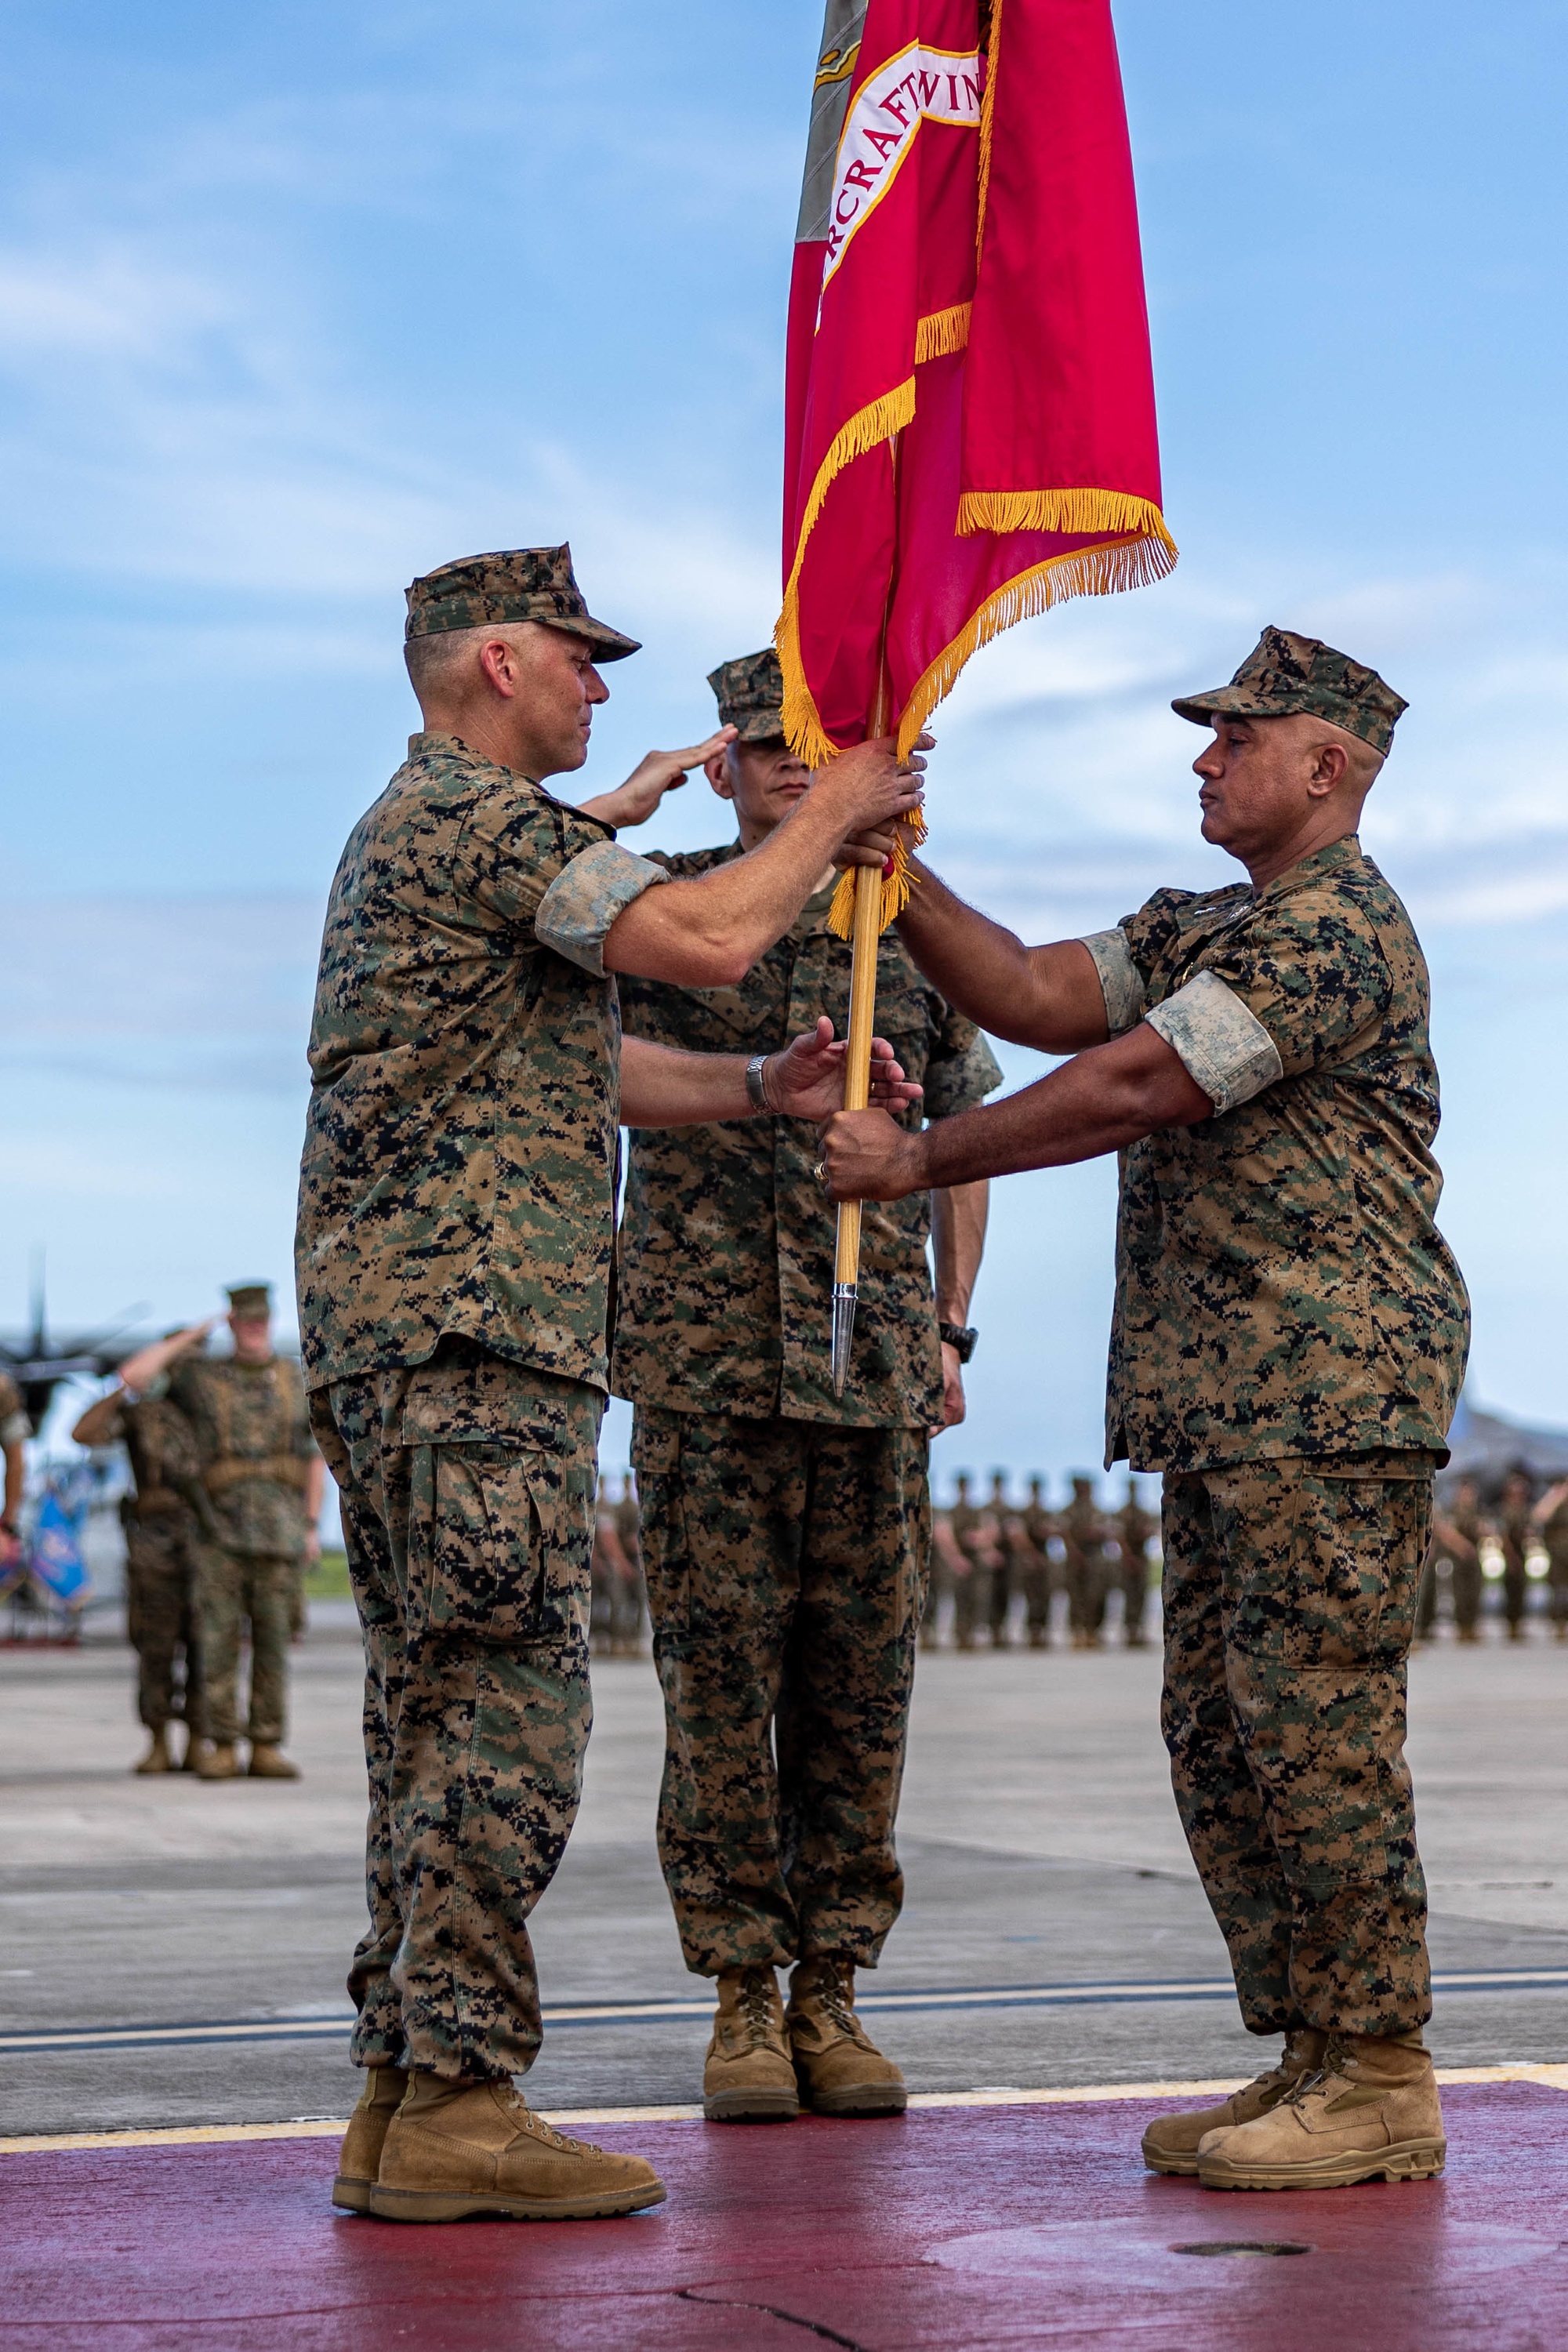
[{"x1": 0, "y1": 1259, "x2": 150, "y2": 1436}]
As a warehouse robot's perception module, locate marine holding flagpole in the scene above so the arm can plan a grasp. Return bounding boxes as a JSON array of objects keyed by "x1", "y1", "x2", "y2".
[
  {"x1": 775, "y1": 0, "x2": 1175, "y2": 1390},
  {"x1": 296, "y1": 546, "x2": 927, "y2": 2225}
]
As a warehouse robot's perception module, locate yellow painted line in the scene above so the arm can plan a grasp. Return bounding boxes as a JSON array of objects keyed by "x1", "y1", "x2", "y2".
[{"x1": 3, "y1": 2063, "x2": 1565, "y2": 2155}]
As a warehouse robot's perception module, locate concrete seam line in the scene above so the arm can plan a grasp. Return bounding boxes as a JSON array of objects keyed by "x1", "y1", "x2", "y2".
[{"x1": 4, "y1": 2065, "x2": 1566, "y2": 2154}]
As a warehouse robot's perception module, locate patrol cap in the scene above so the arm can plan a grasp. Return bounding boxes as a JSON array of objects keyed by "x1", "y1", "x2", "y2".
[
  {"x1": 1172, "y1": 626, "x2": 1407, "y2": 757},
  {"x1": 405, "y1": 545, "x2": 641, "y2": 662},
  {"x1": 226, "y1": 1283, "x2": 272, "y2": 1319},
  {"x1": 707, "y1": 647, "x2": 786, "y2": 744}
]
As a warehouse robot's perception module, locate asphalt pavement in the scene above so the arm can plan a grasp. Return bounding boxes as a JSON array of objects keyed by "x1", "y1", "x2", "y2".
[{"x1": 3, "y1": 1614, "x2": 1565, "y2": 2136}]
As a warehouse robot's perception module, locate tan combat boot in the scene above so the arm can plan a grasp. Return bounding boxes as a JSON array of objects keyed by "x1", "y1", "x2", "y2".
[
  {"x1": 1142, "y1": 2030, "x2": 1326, "y2": 2175},
  {"x1": 786, "y1": 1956, "x2": 906, "y2": 2117},
  {"x1": 331, "y1": 2064, "x2": 408, "y2": 2213},
  {"x1": 133, "y1": 1728, "x2": 173, "y2": 1776},
  {"x1": 702, "y1": 1966, "x2": 799, "y2": 2122},
  {"x1": 197, "y1": 1742, "x2": 241, "y2": 1780},
  {"x1": 369, "y1": 2073, "x2": 665, "y2": 2222},
  {"x1": 1197, "y1": 2032, "x2": 1445, "y2": 2190},
  {"x1": 248, "y1": 1744, "x2": 301, "y2": 1780}
]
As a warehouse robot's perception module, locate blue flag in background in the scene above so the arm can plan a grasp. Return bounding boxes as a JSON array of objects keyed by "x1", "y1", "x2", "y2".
[{"x1": 31, "y1": 1486, "x2": 90, "y2": 1609}]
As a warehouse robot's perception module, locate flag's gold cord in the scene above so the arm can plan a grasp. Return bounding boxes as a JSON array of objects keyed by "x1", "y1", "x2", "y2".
[{"x1": 975, "y1": 0, "x2": 1004, "y2": 260}]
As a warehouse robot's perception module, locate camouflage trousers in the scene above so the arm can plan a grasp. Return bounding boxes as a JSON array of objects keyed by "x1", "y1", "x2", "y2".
[
  {"x1": 125, "y1": 1515, "x2": 205, "y2": 1736},
  {"x1": 1549, "y1": 1545, "x2": 1568, "y2": 1629},
  {"x1": 1064, "y1": 1548, "x2": 1107, "y2": 1637},
  {"x1": 1017, "y1": 1555, "x2": 1051, "y2": 1644},
  {"x1": 952, "y1": 1564, "x2": 992, "y2": 1647},
  {"x1": 1119, "y1": 1552, "x2": 1150, "y2": 1644},
  {"x1": 192, "y1": 1546, "x2": 293, "y2": 1747},
  {"x1": 632, "y1": 1408, "x2": 930, "y2": 1976},
  {"x1": 310, "y1": 1344, "x2": 597, "y2": 2082},
  {"x1": 1162, "y1": 1453, "x2": 1436, "y2": 2040}
]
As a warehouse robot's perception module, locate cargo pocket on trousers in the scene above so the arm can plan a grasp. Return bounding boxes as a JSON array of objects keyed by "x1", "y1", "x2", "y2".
[
  {"x1": 414, "y1": 1443, "x2": 555, "y2": 1644},
  {"x1": 1287, "y1": 1473, "x2": 1417, "y2": 1671}
]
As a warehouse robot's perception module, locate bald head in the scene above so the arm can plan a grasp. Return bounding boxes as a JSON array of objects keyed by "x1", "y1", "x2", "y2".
[{"x1": 405, "y1": 619, "x2": 608, "y2": 782}]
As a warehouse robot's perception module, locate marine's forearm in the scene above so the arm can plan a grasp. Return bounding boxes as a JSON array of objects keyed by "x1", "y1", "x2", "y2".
[
  {"x1": 71, "y1": 1392, "x2": 123, "y2": 1450},
  {"x1": 619, "y1": 1037, "x2": 752, "y2": 1127},
  {"x1": 895, "y1": 863, "x2": 1110, "y2": 1052},
  {"x1": 919, "y1": 1032, "x2": 1210, "y2": 1187},
  {"x1": 931, "y1": 1178, "x2": 989, "y2": 1323}
]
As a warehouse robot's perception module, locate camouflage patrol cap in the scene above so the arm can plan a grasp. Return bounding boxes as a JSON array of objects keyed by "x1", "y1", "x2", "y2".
[
  {"x1": 405, "y1": 545, "x2": 641, "y2": 662},
  {"x1": 1172, "y1": 626, "x2": 1407, "y2": 757},
  {"x1": 707, "y1": 648, "x2": 786, "y2": 743},
  {"x1": 226, "y1": 1283, "x2": 272, "y2": 1319}
]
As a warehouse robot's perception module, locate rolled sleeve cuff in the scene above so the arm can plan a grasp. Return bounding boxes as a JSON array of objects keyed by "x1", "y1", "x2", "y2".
[
  {"x1": 1145, "y1": 969, "x2": 1284, "y2": 1115},
  {"x1": 535, "y1": 840, "x2": 670, "y2": 976},
  {"x1": 1080, "y1": 927, "x2": 1147, "y2": 1036}
]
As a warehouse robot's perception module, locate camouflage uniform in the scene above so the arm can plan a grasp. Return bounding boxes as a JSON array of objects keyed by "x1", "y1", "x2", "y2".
[
  {"x1": 924, "y1": 1504, "x2": 956, "y2": 1646},
  {"x1": 0, "y1": 1371, "x2": 29, "y2": 1564},
  {"x1": 1083, "y1": 631, "x2": 1471, "y2": 2039},
  {"x1": 1541, "y1": 1491, "x2": 1568, "y2": 1636},
  {"x1": 93, "y1": 1392, "x2": 206, "y2": 1737},
  {"x1": 1444, "y1": 1488, "x2": 1485, "y2": 1639},
  {"x1": 1019, "y1": 1479, "x2": 1055, "y2": 1646},
  {"x1": 1060, "y1": 1479, "x2": 1108, "y2": 1644},
  {"x1": 947, "y1": 1483, "x2": 993, "y2": 1649},
  {"x1": 169, "y1": 1352, "x2": 314, "y2": 1748},
  {"x1": 590, "y1": 1478, "x2": 642, "y2": 1656},
  {"x1": 1114, "y1": 1486, "x2": 1157, "y2": 1648},
  {"x1": 1497, "y1": 1483, "x2": 1533, "y2": 1639},
  {"x1": 611, "y1": 1479, "x2": 645, "y2": 1650},
  {"x1": 296, "y1": 545, "x2": 655, "y2": 2082},
  {"x1": 987, "y1": 1474, "x2": 1018, "y2": 1647},
  {"x1": 615, "y1": 672, "x2": 1000, "y2": 1975}
]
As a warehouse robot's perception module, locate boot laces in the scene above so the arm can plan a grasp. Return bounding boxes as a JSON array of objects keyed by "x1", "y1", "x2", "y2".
[
  {"x1": 808, "y1": 1960, "x2": 859, "y2": 2038},
  {"x1": 499, "y1": 2087, "x2": 594, "y2": 2156},
  {"x1": 1283, "y1": 2042, "x2": 1352, "y2": 2108},
  {"x1": 736, "y1": 1968, "x2": 779, "y2": 2045}
]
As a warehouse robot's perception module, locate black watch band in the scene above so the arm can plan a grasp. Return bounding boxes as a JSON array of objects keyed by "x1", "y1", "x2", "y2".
[{"x1": 938, "y1": 1322, "x2": 978, "y2": 1363}]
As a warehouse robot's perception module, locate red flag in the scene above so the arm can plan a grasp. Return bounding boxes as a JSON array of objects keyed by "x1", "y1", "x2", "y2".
[{"x1": 779, "y1": 0, "x2": 1175, "y2": 855}]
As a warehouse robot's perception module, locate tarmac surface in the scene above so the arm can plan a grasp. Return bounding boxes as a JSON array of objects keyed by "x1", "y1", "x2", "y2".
[
  {"x1": 2, "y1": 1609, "x2": 1566, "y2": 2134},
  {"x1": 4, "y1": 1609, "x2": 1567, "y2": 2350}
]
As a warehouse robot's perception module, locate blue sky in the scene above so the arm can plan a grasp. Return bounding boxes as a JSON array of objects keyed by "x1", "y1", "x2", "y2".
[{"x1": 2, "y1": 0, "x2": 1566, "y2": 1489}]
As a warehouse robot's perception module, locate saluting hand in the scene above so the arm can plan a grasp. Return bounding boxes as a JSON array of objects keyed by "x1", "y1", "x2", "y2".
[
  {"x1": 579, "y1": 728, "x2": 739, "y2": 829},
  {"x1": 764, "y1": 1015, "x2": 924, "y2": 1125}
]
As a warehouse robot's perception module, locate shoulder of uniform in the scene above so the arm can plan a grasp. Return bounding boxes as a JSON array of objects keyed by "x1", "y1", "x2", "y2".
[{"x1": 646, "y1": 844, "x2": 739, "y2": 880}]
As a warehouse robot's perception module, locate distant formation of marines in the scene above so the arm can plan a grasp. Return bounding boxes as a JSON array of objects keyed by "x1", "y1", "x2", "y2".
[{"x1": 595, "y1": 1455, "x2": 1568, "y2": 1656}]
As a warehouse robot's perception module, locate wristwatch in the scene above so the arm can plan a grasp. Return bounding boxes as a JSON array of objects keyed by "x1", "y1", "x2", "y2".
[
  {"x1": 938, "y1": 1323, "x2": 978, "y2": 1363},
  {"x1": 745, "y1": 1052, "x2": 775, "y2": 1112}
]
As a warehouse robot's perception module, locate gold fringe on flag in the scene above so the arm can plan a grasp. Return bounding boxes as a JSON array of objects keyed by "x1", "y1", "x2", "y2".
[
  {"x1": 777, "y1": 377, "x2": 918, "y2": 770},
  {"x1": 913, "y1": 303, "x2": 972, "y2": 363},
  {"x1": 894, "y1": 521, "x2": 1178, "y2": 762},
  {"x1": 956, "y1": 487, "x2": 1173, "y2": 539},
  {"x1": 825, "y1": 805, "x2": 929, "y2": 940}
]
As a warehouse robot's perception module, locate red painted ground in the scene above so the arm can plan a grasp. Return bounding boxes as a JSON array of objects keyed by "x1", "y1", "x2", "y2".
[{"x1": 7, "y1": 2085, "x2": 1566, "y2": 2350}]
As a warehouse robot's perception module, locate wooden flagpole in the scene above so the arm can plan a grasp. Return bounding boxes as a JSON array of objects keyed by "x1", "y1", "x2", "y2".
[{"x1": 831, "y1": 445, "x2": 901, "y2": 1399}]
